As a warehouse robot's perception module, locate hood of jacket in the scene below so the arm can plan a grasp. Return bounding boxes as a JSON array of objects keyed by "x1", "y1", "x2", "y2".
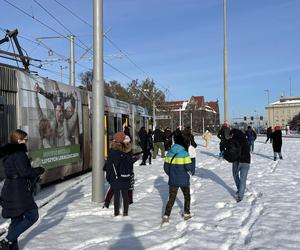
[
  {"x1": 0, "y1": 143, "x2": 27, "y2": 158},
  {"x1": 110, "y1": 141, "x2": 132, "y2": 153},
  {"x1": 168, "y1": 144, "x2": 186, "y2": 155}
]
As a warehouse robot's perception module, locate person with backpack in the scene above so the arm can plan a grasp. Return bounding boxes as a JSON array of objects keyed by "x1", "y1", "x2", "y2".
[
  {"x1": 245, "y1": 126, "x2": 257, "y2": 153},
  {"x1": 217, "y1": 123, "x2": 230, "y2": 157},
  {"x1": 0, "y1": 129, "x2": 45, "y2": 249},
  {"x1": 226, "y1": 129, "x2": 251, "y2": 203},
  {"x1": 162, "y1": 134, "x2": 195, "y2": 223},
  {"x1": 105, "y1": 132, "x2": 136, "y2": 216}
]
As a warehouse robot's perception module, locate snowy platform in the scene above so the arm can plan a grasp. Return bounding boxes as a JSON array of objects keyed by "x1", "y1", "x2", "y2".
[{"x1": 2, "y1": 136, "x2": 300, "y2": 249}]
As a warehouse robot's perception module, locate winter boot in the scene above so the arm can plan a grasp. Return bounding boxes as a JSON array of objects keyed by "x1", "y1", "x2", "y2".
[
  {"x1": 279, "y1": 156, "x2": 283, "y2": 160},
  {"x1": 183, "y1": 213, "x2": 192, "y2": 221},
  {"x1": 274, "y1": 157, "x2": 277, "y2": 161},
  {"x1": 162, "y1": 215, "x2": 169, "y2": 223},
  {"x1": 139, "y1": 162, "x2": 146, "y2": 166},
  {"x1": 236, "y1": 196, "x2": 242, "y2": 203}
]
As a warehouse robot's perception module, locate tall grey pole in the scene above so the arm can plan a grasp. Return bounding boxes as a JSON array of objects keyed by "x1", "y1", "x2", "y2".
[
  {"x1": 69, "y1": 34, "x2": 75, "y2": 86},
  {"x1": 92, "y1": 0, "x2": 104, "y2": 203},
  {"x1": 223, "y1": 0, "x2": 228, "y2": 123},
  {"x1": 153, "y1": 100, "x2": 156, "y2": 130},
  {"x1": 190, "y1": 113, "x2": 193, "y2": 132}
]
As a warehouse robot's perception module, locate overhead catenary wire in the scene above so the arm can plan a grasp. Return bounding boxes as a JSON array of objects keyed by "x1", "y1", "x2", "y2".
[
  {"x1": 2, "y1": 0, "x2": 89, "y2": 52},
  {"x1": 51, "y1": 0, "x2": 171, "y2": 92},
  {"x1": 2, "y1": 0, "x2": 176, "y2": 100},
  {"x1": 32, "y1": 0, "x2": 92, "y2": 56}
]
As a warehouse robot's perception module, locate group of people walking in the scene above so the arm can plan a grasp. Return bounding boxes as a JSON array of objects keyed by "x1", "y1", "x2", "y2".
[{"x1": 0, "y1": 123, "x2": 285, "y2": 248}]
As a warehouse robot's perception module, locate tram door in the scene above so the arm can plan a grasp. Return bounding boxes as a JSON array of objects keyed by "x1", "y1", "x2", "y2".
[{"x1": 104, "y1": 112, "x2": 108, "y2": 159}]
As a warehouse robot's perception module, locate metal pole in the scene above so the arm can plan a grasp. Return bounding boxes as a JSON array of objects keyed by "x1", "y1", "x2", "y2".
[
  {"x1": 289, "y1": 77, "x2": 292, "y2": 96},
  {"x1": 223, "y1": 0, "x2": 228, "y2": 123},
  {"x1": 202, "y1": 117, "x2": 205, "y2": 134},
  {"x1": 190, "y1": 113, "x2": 193, "y2": 132},
  {"x1": 92, "y1": 0, "x2": 104, "y2": 203},
  {"x1": 60, "y1": 65, "x2": 63, "y2": 83},
  {"x1": 69, "y1": 34, "x2": 75, "y2": 86},
  {"x1": 179, "y1": 109, "x2": 182, "y2": 129},
  {"x1": 153, "y1": 96, "x2": 156, "y2": 130}
]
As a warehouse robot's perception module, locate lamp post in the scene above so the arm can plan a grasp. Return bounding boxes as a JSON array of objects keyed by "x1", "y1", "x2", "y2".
[
  {"x1": 35, "y1": 35, "x2": 75, "y2": 86},
  {"x1": 264, "y1": 89, "x2": 270, "y2": 105}
]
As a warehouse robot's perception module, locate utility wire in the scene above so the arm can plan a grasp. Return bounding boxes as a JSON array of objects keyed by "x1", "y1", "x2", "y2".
[
  {"x1": 104, "y1": 61, "x2": 135, "y2": 82},
  {"x1": 2, "y1": 0, "x2": 88, "y2": 52},
  {"x1": 54, "y1": 0, "x2": 93, "y2": 29},
  {"x1": 32, "y1": 0, "x2": 92, "y2": 54}
]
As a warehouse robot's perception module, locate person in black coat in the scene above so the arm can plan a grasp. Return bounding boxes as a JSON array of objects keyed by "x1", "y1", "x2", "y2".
[
  {"x1": 271, "y1": 125, "x2": 283, "y2": 161},
  {"x1": 105, "y1": 132, "x2": 136, "y2": 216},
  {"x1": 0, "y1": 129, "x2": 45, "y2": 249},
  {"x1": 265, "y1": 126, "x2": 273, "y2": 143},
  {"x1": 229, "y1": 129, "x2": 251, "y2": 202},
  {"x1": 138, "y1": 127, "x2": 148, "y2": 165},
  {"x1": 217, "y1": 123, "x2": 230, "y2": 157}
]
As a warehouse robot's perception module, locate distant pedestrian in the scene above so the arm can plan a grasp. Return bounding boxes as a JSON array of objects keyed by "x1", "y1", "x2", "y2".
[
  {"x1": 162, "y1": 134, "x2": 195, "y2": 223},
  {"x1": 271, "y1": 125, "x2": 283, "y2": 161},
  {"x1": 265, "y1": 126, "x2": 272, "y2": 143},
  {"x1": 164, "y1": 127, "x2": 173, "y2": 151},
  {"x1": 183, "y1": 127, "x2": 197, "y2": 169},
  {"x1": 105, "y1": 132, "x2": 137, "y2": 216},
  {"x1": 153, "y1": 127, "x2": 165, "y2": 159},
  {"x1": 245, "y1": 126, "x2": 257, "y2": 152},
  {"x1": 138, "y1": 127, "x2": 148, "y2": 165},
  {"x1": 146, "y1": 129, "x2": 154, "y2": 165},
  {"x1": 0, "y1": 129, "x2": 45, "y2": 250},
  {"x1": 229, "y1": 128, "x2": 251, "y2": 202},
  {"x1": 203, "y1": 130, "x2": 212, "y2": 147},
  {"x1": 217, "y1": 123, "x2": 230, "y2": 157}
]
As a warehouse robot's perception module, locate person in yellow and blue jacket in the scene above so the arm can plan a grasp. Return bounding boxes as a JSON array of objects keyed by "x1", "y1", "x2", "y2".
[{"x1": 162, "y1": 133, "x2": 195, "y2": 223}]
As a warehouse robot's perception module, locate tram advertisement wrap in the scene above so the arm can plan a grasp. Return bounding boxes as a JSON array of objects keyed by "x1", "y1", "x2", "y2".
[
  {"x1": 31, "y1": 145, "x2": 80, "y2": 169},
  {"x1": 16, "y1": 71, "x2": 83, "y2": 165}
]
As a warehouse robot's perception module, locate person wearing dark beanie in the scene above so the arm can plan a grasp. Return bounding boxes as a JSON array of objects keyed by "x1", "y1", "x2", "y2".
[{"x1": 162, "y1": 134, "x2": 195, "y2": 223}]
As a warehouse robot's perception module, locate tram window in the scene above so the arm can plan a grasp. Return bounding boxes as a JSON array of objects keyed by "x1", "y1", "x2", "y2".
[
  {"x1": 117, "y1": 117, "x2": 122, "y2": 132},
  {"x1": 108, "y1": 113, "x2": 114, "y2": 141}
]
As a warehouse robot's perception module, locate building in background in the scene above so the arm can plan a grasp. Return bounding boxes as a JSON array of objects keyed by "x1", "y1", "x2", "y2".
[
  {"x1": 156, "y1": 96, "x2": 220, "y2": 134},
  {"x1": 266, "y1": 96, "x2": 300, "y2": 128}
]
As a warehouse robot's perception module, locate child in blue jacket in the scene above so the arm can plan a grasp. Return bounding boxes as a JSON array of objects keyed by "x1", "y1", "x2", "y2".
[{"x1": 162, "y1": 134, "x2": 195, "y2": 223}]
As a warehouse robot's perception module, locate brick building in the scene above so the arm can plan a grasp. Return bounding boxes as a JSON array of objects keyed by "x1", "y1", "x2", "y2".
[{"x1": 156, "y1": 96, "x2": 220, "y2": 134}]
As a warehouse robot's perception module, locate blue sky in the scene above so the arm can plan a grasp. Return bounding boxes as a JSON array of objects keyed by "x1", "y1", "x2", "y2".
[{"x1": 1, "y1": 0, "x2": 300, "y2": 122}]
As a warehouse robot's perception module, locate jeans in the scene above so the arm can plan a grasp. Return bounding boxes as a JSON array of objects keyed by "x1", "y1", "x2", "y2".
[
  {"x1": 232, "y1": 162, "x2": 250, "y2": 199},
  {"x1": 164, "y1": 186, "x2": 190, "y2": 216},
  {"x1": 7, "y1": 208, "x2": 39, "y2": 250},
  {"x1": 248, "y1": 140, "x2": 255, "y2": 152}
]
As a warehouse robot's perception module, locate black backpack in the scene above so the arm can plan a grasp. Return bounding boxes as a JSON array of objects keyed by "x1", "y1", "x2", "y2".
[{"x1": 223, "y1": 138, "x2": 242, "y2": 163}]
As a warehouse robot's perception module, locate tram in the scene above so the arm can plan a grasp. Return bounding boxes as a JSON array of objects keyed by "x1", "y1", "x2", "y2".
[{"x1": 0, "y1": 64, "x2": 150, "y2": 184}]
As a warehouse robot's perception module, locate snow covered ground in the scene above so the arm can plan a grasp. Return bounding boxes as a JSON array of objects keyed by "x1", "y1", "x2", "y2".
[{"x1": 2, "y1": 135, "x2": 300, "y2": 250}]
